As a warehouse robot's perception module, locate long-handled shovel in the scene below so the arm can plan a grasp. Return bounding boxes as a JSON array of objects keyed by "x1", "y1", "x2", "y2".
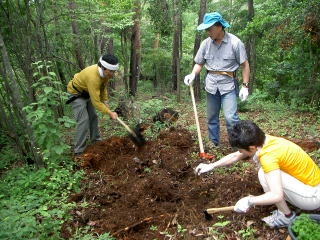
[
  {"x1": 190, "y1": 85, "x2": 213, "y2": 159},
  {"x1": 116, "y1": 117, "x2": 146, "y2": 147}
]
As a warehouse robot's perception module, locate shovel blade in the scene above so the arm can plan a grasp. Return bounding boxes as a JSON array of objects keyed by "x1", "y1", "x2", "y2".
[{"x1": 129, "y1": 125, "x2": 146, "y2": 147}]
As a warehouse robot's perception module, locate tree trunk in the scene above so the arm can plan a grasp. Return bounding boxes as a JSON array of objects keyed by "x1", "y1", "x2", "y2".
[
  {"x1": 172, "y1": 0, "x2": 181, "y2": 101},
  {"x1": 129, "y1": 0, "x2": 141, "y2": 96},
  {"x1": 101, "y1": 28, "x2": 114, "y2": 55},
  {"x1": 247, "y1": 0, "x2": 255, "y2": 91},
  {"x1": 98, "y1": 27, "x2": 116, "y2": 96},
  {"x1": 193, "y1": 0, "x2": 207, "y2": 101},
  {"x1": 18, "y1": 1, "x2": 37, "y2": 104},
  {"x1": 121, "y1": 30, "x2": 130, "y2": 93},
  {"x1": 154, "y1": 32, "x2": 160, "y2": 49},
  {"x1": 69, "y1": 0, "x2": 85, "y2": 70},
  {"x1": 34, "y1": 0, "x2": 49, "y2": 59},
  {"x1": 0, "y1": 33, "x2": 44, "y2": 167},
  {"x1": 153, "y1": 33, "x2": 159, "y2": 89}
]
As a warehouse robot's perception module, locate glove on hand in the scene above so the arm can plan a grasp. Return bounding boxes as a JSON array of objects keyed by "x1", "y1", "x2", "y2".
[
  {"x1": 234, "y1": 196, "x2": 252, "y2": 213},
  {"x1": 194, "y1": 163, "x2": 214, "y2": 175},
  {"x1": 239, "y1": 87, "x2": 249, "y2": 101},
  {"x1": 184, "y1": 73, "x2": 195, "y2": 86}
]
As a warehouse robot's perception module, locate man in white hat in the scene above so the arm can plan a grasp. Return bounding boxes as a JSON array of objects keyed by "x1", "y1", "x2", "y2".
[
  {"x1": 67, "y1": 54, "x2": 119, "y2": 157},
  {"x1": 184, "y1": 12, "x2": 250, "y2": 148}
]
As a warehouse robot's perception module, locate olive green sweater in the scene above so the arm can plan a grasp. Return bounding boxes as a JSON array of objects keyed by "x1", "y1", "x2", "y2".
[{"x1": 67, "y1": 64, "x2": 111, "y2": 114}]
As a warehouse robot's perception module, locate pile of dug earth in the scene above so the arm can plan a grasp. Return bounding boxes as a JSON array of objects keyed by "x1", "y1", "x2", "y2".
[{"x1": 61, "y1": 126, "x2": 318, "y2": 239}]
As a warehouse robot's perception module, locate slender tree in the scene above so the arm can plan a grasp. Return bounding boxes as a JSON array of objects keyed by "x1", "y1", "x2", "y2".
[
  {"x1": 69, "y1": 0, "x2": 85, "y2": 70},
  {"x1": 129, "y1": 0, "x2": 142, "y2": 96},
  {"x1": 247, "y1": 0, "x2": 255, "y2": 91},
  {"x1": 121, "y1": 29, "x2": 130, "y2": 92},
  {"x1": 172, "y1": 0, "x2": 181, "y2": 100},
  {"x1": 193, "y1": 0, "x2": 206, "y2": 100}
]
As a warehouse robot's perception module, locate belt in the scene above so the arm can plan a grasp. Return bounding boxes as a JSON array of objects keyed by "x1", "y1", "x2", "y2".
[
  {"x1": 66, "y1": 82, "x2": 90, "y2": 105},
  {"x1": 208, "y1": 71, "x2": 234, "y2": 78},
  {"x1": 72, "y1": 81, "x2": 90, "y2": 98},
  {"x1": 72, "y1": 81, "x2": 81, "y2": 93}
]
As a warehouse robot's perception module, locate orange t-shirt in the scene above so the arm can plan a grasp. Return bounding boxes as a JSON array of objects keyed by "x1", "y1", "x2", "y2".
[{"x1": 259, "y1": 135, "x2": 320, "y2": 186}]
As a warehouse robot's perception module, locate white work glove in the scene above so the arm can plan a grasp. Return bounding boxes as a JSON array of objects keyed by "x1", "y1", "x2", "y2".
[
  {"x1": 184, "y1": 73, "x2": 195, "y2": 86},
  {"x1": 234, "y1": 196, "x2": 253, "y2": 213},
  {"x1": 239, "y1": 87, "x2": 249, "y2": 101},
  {"x1": 194, "y1": 163, "x2": 214, "y2": 175}
]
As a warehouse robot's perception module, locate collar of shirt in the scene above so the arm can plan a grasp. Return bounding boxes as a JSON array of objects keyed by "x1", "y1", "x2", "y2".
[
  {"x1": 253, "y1": 135, "x2": 268, "y2": 163},
  {"x1": 212, "y1": 32, "x2": 229, "y2": 45},
  {"x1": 253, "y1": 147, "x2": 261, "y2": 163},
  {"x1": 98, "y1": 66, "x2": 105, "y2": 78}
]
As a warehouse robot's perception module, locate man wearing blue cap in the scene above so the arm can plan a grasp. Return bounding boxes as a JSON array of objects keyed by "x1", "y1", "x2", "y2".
[
  {"x1": 67, "y1": 54, "x2": 119, "y2": 158},
  {"x1": 184, "y1": 12, "x2": 250, "y2": 148}
]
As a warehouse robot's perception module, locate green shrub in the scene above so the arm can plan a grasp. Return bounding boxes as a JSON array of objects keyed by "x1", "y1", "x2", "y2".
[
  {"x1": 23, "y1": 61, "x2": 75, "y2": 166},
  {"x1": 291, "y1": 214, "x2": 320, "y2": 240},
  {"x1": 0, "y1": 164, "x2": 83, "y2": 239}
]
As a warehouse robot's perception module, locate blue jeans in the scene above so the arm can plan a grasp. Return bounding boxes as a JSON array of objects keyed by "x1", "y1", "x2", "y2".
[{"x1": 206, "y1": 89, "x2": 240, "y2": 145}]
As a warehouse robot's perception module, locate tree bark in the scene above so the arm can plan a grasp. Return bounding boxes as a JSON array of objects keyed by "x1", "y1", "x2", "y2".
[
  {"x1": 154, "y1": 32, "x2": 160, "y2": 49},
  {"x1": 193, "y1": 0, "x2": 207, "y2": 101},
  {"x1": 121, "y1": 30, "x2": 130, "y2": 93},
  {"x1": 129, "y1": 0, "x2": 142, "y2": 96},
  {"x1": 247, "y1": 0, "x2": 255, "y2": 91},
  {"x1": 99, "y1": 27, "x2": 116, "y2": 96},
  {"x1": 69, "y1": 0, "x2": 85, "y2": 70},
  {"x1": 17, "y1": 1, "x2": 37, "y2": 103},
  {"x1": 172, "y1": 0, "x2": 181, "y2": 101},
  {"x1": 0, "y1": 33, "x2": 44, "y2": 167},
  {"x1": 153, "y1": 33, "x2": 159, "y2": 89}
]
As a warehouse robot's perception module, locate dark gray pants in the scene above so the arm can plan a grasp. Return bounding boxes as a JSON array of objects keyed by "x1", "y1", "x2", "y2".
[{"x1": 70, "y1": 97, "x2": 101, "y2": 154}]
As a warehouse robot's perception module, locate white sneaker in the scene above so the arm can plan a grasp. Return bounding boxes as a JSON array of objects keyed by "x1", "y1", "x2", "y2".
[{"x1": 262, "y1": 210, "x2": 296, "y2": 228}]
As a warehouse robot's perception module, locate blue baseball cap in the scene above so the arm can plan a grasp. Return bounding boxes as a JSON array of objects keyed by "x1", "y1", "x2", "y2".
[{"x1": 197, "y1": 12, "x2": 230, "y2": 30}]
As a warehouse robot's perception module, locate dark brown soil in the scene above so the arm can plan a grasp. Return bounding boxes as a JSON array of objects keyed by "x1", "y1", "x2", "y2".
[{"x1": 61, "y1": 122, "x2": 319, "y2": 239}]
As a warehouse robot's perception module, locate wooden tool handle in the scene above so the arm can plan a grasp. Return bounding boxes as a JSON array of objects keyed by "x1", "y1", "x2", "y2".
[
  {"x1": 116, "y1": 117, "x2": 137, "y2": 137},
  {"x1": 206, "y1": 206, "x2": 234, "y2": 214},
  {"x1": 190, "y1": 85, "x2": 204, "y2": 154}
]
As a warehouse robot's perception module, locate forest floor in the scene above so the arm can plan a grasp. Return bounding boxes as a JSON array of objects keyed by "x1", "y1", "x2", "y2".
[{"x1": 60, "y1": 103, "x2": 320, "y2": 240}]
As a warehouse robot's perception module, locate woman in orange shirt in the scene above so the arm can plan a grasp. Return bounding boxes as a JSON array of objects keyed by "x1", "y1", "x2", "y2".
[{"x1": 195, "y1": 120, "x2": 320, "y2": 228}]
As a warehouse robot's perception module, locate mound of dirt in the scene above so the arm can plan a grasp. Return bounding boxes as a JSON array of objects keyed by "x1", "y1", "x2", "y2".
[{"x1": 61, "y1": 126, "x2": 316, "y2": 240}]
